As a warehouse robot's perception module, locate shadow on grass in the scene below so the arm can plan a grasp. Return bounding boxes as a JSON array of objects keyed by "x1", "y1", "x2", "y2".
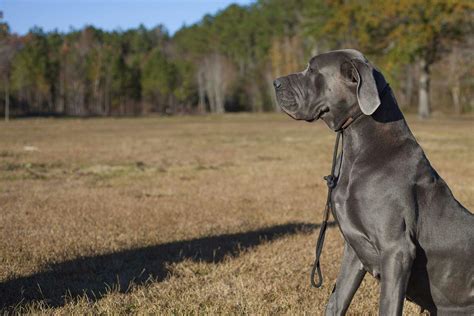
[{"x1": 0, "y1": 221, "x2": 335, "y2": 309}]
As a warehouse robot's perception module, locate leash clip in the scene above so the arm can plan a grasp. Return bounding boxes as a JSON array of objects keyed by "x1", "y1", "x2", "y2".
[{"x1": 323, "y1": 175, "x2": 337, "y2": 189}]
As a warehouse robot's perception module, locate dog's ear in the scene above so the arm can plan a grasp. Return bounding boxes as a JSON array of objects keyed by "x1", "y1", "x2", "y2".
[{"x1": 351, "y1": 59, "x2": 381, "y2": 115}]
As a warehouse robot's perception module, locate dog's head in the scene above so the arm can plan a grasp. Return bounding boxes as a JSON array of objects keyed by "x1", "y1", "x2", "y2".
[{"x1": 273, "y1": 49, "x2": 386, "y2": 130}]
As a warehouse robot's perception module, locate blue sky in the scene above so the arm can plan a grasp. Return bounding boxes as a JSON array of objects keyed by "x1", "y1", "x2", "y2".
[{"x1": 1, "y1": 0, "x2": 255, "y2": 35}]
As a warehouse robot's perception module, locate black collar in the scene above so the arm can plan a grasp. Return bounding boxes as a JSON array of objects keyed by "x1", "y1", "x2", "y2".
[{"x1": 336, "y1": 110, "x2": 365, "y2": 131}]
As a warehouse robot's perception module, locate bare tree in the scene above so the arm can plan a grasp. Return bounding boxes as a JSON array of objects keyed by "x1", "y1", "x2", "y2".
[
  {"x1": 0, "y1": 37, "x2": 20, "y2": 121},
  {"x1": 197, "y1": 67, "x2": 206, "y2": 113},
  {"x1": 446, "y1": 45, "x2": 473, "y2": 114},
  {"x1": 201, "y1": 54, "x2": 235, "y2": 113},
  {"x1": 418, "y1": 58, "x2": 431, "y2": 119}
]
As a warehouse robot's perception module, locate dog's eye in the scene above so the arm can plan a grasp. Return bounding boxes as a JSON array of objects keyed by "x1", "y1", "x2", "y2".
[{"x1": 308, "y1": 67, "x2": 315, "y2": 74}]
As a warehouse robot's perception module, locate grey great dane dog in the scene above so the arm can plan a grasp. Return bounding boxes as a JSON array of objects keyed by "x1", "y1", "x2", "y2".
[{"x1": 273, "y1": 49, "x2": 474, "y2": 315}]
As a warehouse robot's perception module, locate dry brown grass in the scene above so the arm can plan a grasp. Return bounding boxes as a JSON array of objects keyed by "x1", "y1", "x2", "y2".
[{"x1": 0, "y1": 114, "x2": 472, "y2": 314}]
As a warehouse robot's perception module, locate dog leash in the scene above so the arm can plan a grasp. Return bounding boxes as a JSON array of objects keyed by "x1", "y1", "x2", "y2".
[
  {"x1": 310, "y1": 129, "x2": 342, "y2": 288},
  {"x1": 310, "y1": 111, "x2": 365, "y2": 288},
  {"x1": 310, "y1": 84, "x2": 391, "y2": 288}
]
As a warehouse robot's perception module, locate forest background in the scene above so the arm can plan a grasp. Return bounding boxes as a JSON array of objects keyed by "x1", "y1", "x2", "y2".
[{"x1": 0, "y1": 0, "x2": 472, "y2": 120}]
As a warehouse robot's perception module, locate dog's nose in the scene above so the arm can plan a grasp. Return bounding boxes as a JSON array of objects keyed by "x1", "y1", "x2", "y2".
[{"x1": 273, "y1": 79, "x2": 282, "y2": 89}]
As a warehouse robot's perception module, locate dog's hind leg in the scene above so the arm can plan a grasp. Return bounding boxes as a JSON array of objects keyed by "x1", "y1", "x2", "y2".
[{"x1": 325, "y1": 242, "x2": 366, "y2": 316}]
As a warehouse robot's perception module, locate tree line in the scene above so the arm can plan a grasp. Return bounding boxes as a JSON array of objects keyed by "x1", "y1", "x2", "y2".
[{"x1": 0, "y1": 0, "x2": 472, "y2": 120}]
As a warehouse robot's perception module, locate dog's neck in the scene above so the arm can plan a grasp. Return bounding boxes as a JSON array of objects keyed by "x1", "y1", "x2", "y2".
[{"x1": 342, "y1": 87, "x2": 415, "y2": 159}]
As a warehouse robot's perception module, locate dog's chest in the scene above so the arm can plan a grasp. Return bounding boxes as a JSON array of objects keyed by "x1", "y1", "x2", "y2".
[{"x1": 332, "y1": 188, "x2": 382, "y2": 277}]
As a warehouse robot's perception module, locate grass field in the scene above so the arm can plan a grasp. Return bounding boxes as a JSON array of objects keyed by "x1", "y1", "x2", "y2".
[{"x1": 0, "y1": 114, "x2": 472, "y2": 314}]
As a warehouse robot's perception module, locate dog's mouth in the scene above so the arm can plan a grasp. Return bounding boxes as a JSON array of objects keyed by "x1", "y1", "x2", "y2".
[
  {"x1": 276, "y1": 93, "x2": 297, "y2": 108},
  {"x1": 280, "y1": 106, "x2": 327, "y2": 123},
  {"x1": 304, "y1": 107, "x2": 329, "y2": 122},
  {"x1": 277, "y1": 96, "x2": 298, "y2": 118},
  {"x1": 276, "y1": 87, "x2": 327, "y2": 122},
  {"x1": 280, "y1": 106, "x2": 300, "y2": 120}
]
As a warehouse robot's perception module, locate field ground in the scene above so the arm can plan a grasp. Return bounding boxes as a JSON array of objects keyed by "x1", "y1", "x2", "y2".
[{"x1": 0, "y1": 114, "x2": 472, "y2": 314}]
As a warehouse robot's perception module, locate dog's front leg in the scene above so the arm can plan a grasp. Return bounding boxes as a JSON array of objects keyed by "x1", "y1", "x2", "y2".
[
  {"x1": 379, "y1": 241, "x2": 416, "y2": 316},
  {"x1": 325, "y1": 242, "x2": 366, "y2": 316}
]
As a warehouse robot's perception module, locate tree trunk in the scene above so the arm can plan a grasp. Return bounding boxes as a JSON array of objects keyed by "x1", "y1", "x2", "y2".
[
  {"x1": 4, "y1": 79, "x2": 9, "y2": 122},
  {"x1": 451, "y1": 84, "x2": 461, "y2": 115},
  {"x1": 168, "y1": 94, "x2": 174, "y2": 114},
  {"x1": 213, "y1": 56, "x2": 225, "y2": 114},
  {"x1": 197, "y1": 68, "x2": 206, "y2": 113},
  {"x1": 404, "y1": 65, "x2": 413, "y2": 109},
  {"x1": 418, "y1": 59, "x2": 431, "y2": 119}
]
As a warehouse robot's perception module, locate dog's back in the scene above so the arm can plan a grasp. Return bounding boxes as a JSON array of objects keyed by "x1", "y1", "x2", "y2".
[{"x1": 408, "y1": 154, "x2": 474, "y2": 313}]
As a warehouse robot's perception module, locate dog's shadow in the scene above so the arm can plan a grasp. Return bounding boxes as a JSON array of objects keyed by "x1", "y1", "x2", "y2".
[{"x1": 0, "y1": 222, "x2": 330, "y2": 309}]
